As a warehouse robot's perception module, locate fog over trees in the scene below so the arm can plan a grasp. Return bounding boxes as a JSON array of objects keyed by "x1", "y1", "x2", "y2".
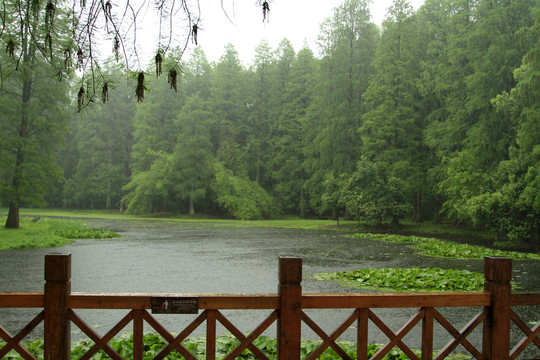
[{"x1": 1, "y1": 0, "x2": 539, "y2": 243}]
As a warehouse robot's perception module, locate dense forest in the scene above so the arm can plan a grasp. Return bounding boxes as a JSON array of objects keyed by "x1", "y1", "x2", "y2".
[{"x1": 2, "y1": 0, "x2": 540, "y2": 243}]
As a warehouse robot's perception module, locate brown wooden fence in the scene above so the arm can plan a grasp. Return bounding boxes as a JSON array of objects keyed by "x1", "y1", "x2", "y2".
[{"x1": 0, "y1": 254, "x2": 539, "y2": 360}]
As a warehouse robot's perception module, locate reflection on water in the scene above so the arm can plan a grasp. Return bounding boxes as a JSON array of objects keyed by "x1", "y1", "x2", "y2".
[{"x1": 0, "y1": 218, "x2": 539, "y2": 357}]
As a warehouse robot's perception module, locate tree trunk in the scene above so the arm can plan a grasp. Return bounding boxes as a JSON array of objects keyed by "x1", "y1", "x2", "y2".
[
  {"x1": 434, "y1": 194, "x2": 442, "y2": 224},
  {"x1": 299, "y1": 183, "x2": 305, "y2": 218},
  {"x1": 332, "y1": 208, "x2": 339, "y2": 227},
  {"x1": 256, "y1": 153, "x2": 261, "y2": 185},
  {"x1": 5, "y1": 71, "x2": 33, "y2": 229},
  {"x1": 189, "y1": 196, "x2": 195, "y2": 217},
  {"x1": 4, "y1": 9, "x2": 35, "y2": 229},
  {"x1": 5, "y1": 201, "x2": 20, "y2": 229},
  {"x1": 106, "y1": 178, "x2": 111, "y2": 210},
  {"x1": 413, "y1": 192, "x2": 423, "y2": 222},
  {"x1": 331, "y1": 208, "x2": 338, "y2": 221}
]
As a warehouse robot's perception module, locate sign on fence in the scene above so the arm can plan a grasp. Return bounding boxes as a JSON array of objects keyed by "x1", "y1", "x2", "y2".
[{"x1": 151, "y1": 296, "x2": 199, "y2": 314}]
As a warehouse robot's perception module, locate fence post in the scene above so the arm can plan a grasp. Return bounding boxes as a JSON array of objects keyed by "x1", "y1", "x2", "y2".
[
  {"x1": 277, "y1": 257, "x2": 302, "y2": 360},
  {"x1": 44, "y1": 254, "x2": 72, "y2": 360},
  {"x1": 482, "y1": 256, "x2": 512, "y2": 360}
]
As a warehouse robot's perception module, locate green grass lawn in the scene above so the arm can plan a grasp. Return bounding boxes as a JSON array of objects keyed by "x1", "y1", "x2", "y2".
[
  {"x1": 0, "y1": 216, "x2": 80, "y2": 249},
  {"x1": 0, "y1": 215, "x2": 121, "y2": 250},
  {"x1": 0, "y1": 208, "x2": 358, "y2": 229}
]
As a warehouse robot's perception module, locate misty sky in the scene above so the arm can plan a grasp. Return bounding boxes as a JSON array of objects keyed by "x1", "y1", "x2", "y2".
[
  {"x1": 195, "y1": 0, "x2": 426, "y2": 64},
  {"x1": 125, "y1": 0, "x2": 426, "y2": 67}
]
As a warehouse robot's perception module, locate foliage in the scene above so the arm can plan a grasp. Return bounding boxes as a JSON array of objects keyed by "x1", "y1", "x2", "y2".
[
  {"x1": 121, "y1": 59, "x2": 186, "y2": 215},
  {"x1": 438, "y1": 151, "x2": 491, "y2": 224},
  {"x1": 0, "y1": 332, "x2": 471, "y2": 359},
  {"x1": 0, "y1": 32, "x2": 72, "y2": 228},
  {"x1": 454, "y1": 6, "x2": 540, "y2": 243},
  {"x1": 63, "y1": 66, "x2": 135, "y2": 210},
  {"x1": 319, "y1": 172, "x2": 344, "y2": 218},
  {"x1": 360, "y1": 0, "x2": 425, "y2": 224},
  {"x1": 348, "y1": 233, "x2": 540, "y2": 260},
  {"x1": 3, "y1": 0, "x2": 540, "y2": 247},
  {"x1": 268, "y1": 44, "x2": 315, "y2": 216},
  {"x1": 340, "y1": 161, "x2": 410, "y2": 225},
  {"x1": 172, "y1": 94, "x2": 215, "y2": 216},
  {"x1": 315, "y1": 267, "x2": 485, "y2": 292},
  {"x1": 0, "y1": 0, "x2": 217, "y2": 106},
  {"x1": 0, "y1": 217, "x2": 120, "y2": 250},
  {"x1": 122, "y1": 151, "x2": 176, "y2": 215},
  {"x1": 302, "y1": 0, "x2": 378, "y2": 217},
  {"x1": 211, "y1": 163, "x2": 278, "y2": 220}
]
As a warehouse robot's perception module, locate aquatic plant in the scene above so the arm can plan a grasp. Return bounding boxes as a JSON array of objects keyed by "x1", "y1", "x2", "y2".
[
  {"x1": 348, "y1": 233, "x2": 540, "y2": 260},
  {"x1": 315, "y1": 267, "x2": 485, "y2": 292}
]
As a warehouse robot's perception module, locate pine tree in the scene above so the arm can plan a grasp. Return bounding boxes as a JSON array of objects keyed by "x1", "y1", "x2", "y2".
[{"x1": 1, "y1": 0, "x2": 72, "y2": 228}]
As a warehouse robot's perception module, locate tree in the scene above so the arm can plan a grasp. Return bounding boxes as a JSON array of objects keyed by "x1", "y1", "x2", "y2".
[
  {"x1": 122, "y1": 151, "x2": 176, "y2": 214},
  {"x1": 63, "y1": 66, "x2": 135, "y2": 210},
  {"x1": 211, "y1": 162, "x2": 277, "y2": 220},
  {"x1": 172, "y1": 95, "x2": 214, "y2": 216},
  {"x1": 303, "y1": 0, "x2": 378, "y2": 217},
  {"x1": 246, "y1": 39, "x2": 275, "y2": 185},
  {"x1": 422, "y1": 0, "x2": 533, "y2": 225},
  {"x1": 183, "y1": 47, "x2": 213, "y2": 100},
  {"x1": 415, "y1": 0, "x2": 457, "y2": 222},
  {"x1": 0, "y1": 67, "x2": 71, "y2": 227},
  {"x1": 341, "y1": 161, "x2": 409, "y2": 225},
  {"x1": 465, "y1": 7, "x2": 540, "y2": 242},
  {"x1": 210, "y1": 44, "x2": 250, "y2": 175},
  {"x1": 1, "y1": 0, "x2": 72, "y2": 228},
  {"x1": 360, "y1": 0, "x2": 424, "y2": 224},
  {"x1": 123, "y1": 54, "x2": 185, "y2": 214},
  {"x1": 269, "y1": 44, "x2": 316, "y2": 216}
]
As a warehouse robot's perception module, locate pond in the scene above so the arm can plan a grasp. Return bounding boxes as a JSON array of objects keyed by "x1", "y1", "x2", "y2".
[{"x1": 1, "y1": 218, "x2": 539, "y2": 357}]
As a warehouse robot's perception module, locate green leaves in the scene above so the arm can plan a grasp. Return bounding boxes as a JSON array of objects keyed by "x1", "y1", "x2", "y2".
[
  {"x1": 211, "y1": 163, "x2": 278, "y2": 220},
  {"x1": 340, "y1": 161, "x2": 410, "y2": 225},
  {"x1": 315, "y1": 267, "x2": 485, "y2": 292},
  {"x1": 348, "y1": 233, "x2": 540, "y2": 260},
  {"x1": 0, "y1": 333, "x2": 449, "y2": 359}
]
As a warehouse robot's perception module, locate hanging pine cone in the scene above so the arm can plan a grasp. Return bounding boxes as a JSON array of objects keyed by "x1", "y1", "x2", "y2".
[
  {"x1": 45, "y1": 33, "x2": 53, "y2": 59},
  {"x1": 77, "y1": 48, "x2": 84, "y2": 68},
  {"x1": 77, "y1": 85, "x2": 85, "y2": 111},
  {"x1": 262, "y1": 1, "x2": 270, "y2": 22},
  {"x1": 102, "y1": 82, "x2": 109, "y2": 103},
  {"x1": 155, "y1": 51, "x2": 163, "y2": 77},
  {"x1": 136, "y1": 72, "x2": 146, "y2": 102},
  {"x1": 45, "y1": 2, "x2": 55, "y2": 29},
  {"x1": 192, "y1": 24, "x2": 198, "y2": 45},
  {"x1": 113, "y1": 35, "x2": 120, "y2": 62},
  {"x1": 168, "y1": 68, "x2": 178, "y2": 92},
  {"x1": 64, "y1": 48, "x2": 72, "y2": 69},
  {"x1": 6, "y1": 39, "x2": 15, "y2": 57}
]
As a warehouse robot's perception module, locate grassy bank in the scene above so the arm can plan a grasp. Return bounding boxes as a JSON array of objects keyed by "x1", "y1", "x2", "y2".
[
  {"x1": 0, "y1": 207, "x2": 493, "y2": 234},
  {"x1": 2, "y1": 208, "x2": 532, "y2": 251},
  {"x1": 0, "y1": 208, "x2": 360, "y2": 230},
  {"x1": 0, "y1": 216, "x2": 121, "y2": 250}
]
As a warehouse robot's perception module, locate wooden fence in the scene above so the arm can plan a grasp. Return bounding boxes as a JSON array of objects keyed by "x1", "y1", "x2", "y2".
[{"x1": 0, "y1": 254, "x2": 539, "y2": 360}]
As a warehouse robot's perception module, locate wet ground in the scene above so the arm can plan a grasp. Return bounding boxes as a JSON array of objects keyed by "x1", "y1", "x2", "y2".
[{"x1": 1, "y1": 218, "x2": 539, "y2": 357}]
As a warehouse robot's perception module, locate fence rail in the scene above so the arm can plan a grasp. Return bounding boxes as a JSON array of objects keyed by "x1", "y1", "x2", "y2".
[{"x1": 0, "y1": 255, "x2": 539, "y2": 359}]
